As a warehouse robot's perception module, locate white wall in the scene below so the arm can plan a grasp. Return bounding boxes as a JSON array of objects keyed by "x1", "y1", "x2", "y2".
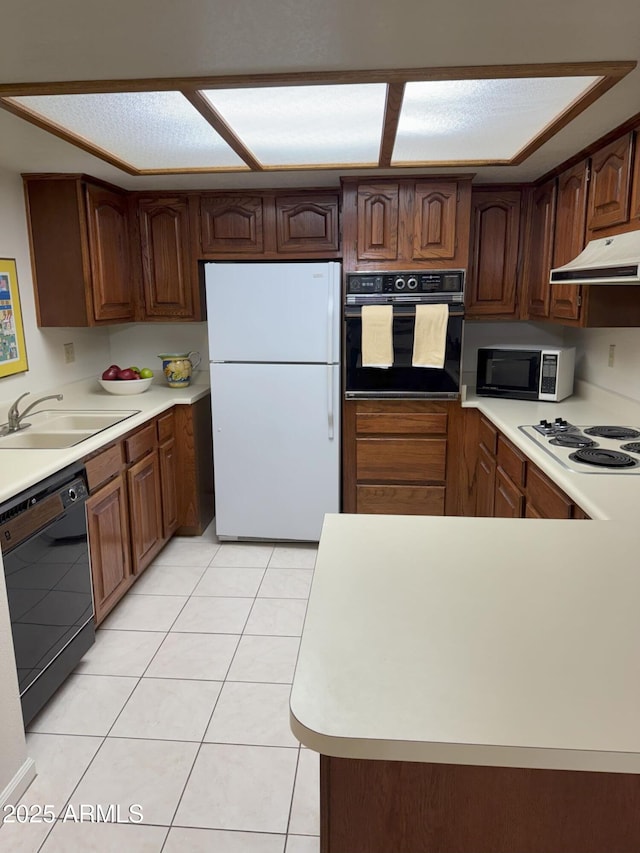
[
  {"x1": 107, "y1": 322, "x2": 209, "y2": 382},
  {"x1": 565, "y1": 326, "x2": 640, "y2": 403}
]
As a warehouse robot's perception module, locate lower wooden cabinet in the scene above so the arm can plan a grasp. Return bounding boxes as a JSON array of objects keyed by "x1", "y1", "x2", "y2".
[
  {"x1": 472, "y1": 413, "x2": 590, "y2": 520},
  {"x1": 86, "y1": 473, "x2": 133, "y2": 624},
  {"x1": 343, "y1": 399, "x2": 464, "y2": 516},
  {"x1": 84, "y1": 401, "x2": 212, "y2": 625}
]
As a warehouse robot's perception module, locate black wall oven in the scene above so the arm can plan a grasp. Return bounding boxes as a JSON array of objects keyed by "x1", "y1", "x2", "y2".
[{"x1": 344, "y1": 270, "x2": 464, "y2": 398}]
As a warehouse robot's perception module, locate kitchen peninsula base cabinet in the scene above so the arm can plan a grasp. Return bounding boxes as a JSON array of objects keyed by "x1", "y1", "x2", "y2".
[
  {"x1": 342, "y1": 400, "x2": 466, "y2": 517},
  {"x1": 320, "y1": 755, "x2": 640, "y2": 853}
]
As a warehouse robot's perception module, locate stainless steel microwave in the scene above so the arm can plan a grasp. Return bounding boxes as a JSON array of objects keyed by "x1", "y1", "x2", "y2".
[{"x1": 476, "y1": 346, "x2": 575, "y2": 402}]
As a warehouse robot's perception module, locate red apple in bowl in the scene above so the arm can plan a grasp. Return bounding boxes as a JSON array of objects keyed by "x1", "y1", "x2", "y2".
[
  {"x1": 117, "y1": 367, "x2": 139, "y2": 381},
  {"x1": 101, "y1": 366, "x2": 119, "y2": 380}
]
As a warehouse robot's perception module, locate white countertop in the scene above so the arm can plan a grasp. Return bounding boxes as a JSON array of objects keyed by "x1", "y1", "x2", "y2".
[
  {"x1": 0, "y1": 376, "x2": 210, "y2": 504},
  {"x1": 462, "y1": 380, "x2": 640, "y2": 521},
  {"x1": 291, "y1": 513, "x2": 640, "y2": 773}
]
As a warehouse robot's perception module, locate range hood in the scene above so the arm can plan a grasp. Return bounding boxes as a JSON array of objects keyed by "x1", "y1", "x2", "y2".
[{"x1": 550, "y1": 231, "x2": 640, "y2": 285}]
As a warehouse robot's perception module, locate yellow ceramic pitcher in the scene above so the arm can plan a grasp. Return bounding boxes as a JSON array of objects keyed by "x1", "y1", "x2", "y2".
[{"x1": 157, "y1": 351, "x2": 201, "y2": 388}]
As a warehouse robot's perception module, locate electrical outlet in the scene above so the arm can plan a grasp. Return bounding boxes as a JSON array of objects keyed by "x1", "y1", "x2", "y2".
[
  {"x1": 608, "y1": 344, "x2": 616, "y2": 368},
  {"x1": 63, "y1": 342, "x2": 75, "y2": 364}
]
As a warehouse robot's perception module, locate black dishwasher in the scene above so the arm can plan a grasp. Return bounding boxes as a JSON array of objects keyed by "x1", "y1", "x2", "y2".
[{"x1": 1, "y1": 462, "x2": 95, "y2": 726}]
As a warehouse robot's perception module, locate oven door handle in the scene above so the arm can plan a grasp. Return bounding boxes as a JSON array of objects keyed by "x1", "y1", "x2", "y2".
[{"x1": 344, "y1": 304, "x2": 465, "y2": 318}]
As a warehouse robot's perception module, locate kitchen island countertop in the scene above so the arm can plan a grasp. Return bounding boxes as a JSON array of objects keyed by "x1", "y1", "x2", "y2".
[{"x1": 291, "y1": 512, "x2": 640, "y2": 774}]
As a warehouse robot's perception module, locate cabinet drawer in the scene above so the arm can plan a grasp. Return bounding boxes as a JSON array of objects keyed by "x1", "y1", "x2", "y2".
[
  {"x1": 356, "y1": 438, "x2": 447, "y2": 483},
  {"x1": 157, "y1": 410, "x2": 175, "y2": 443},
  {"x1": 494, "y1": 466, "x2": 525, "y2": 518},
  {"x1": 85, "y1": 442, "x2": 124, "y2": 492},
  {"x1": 479, "y1": 416, "x2": 498, "y2": 455},
  {"x1": 526, "y1": 465, "x2": 573, "y2": 519},
  {"x1": 356, "y1": 485, "x2": 445, "y2": 515},
  {"x1": 125, "y1": 422, "x2": 157, "y2": 463},
  {"x1": 496, "y1": 435, "x2": 527, "y2": 487},
  {"x1": 356, "y1": 412, "x2": 448, "y2": 435}
]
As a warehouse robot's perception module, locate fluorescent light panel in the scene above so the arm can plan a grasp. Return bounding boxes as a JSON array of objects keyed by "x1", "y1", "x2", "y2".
[
  {"x1": 202, "y1": 84, "x2": 387, "y2": 165},
  {"x1": 392, "y1": 76, "x2": 601, "y2": 162},
  {"x1": 10, "y1": 91, "x2": 247, "y2": 169}
]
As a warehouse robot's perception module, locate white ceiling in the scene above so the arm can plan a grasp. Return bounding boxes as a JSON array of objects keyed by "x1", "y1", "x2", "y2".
[{"x1": 1, "y1": 0, "x2": 639, "y2": 190}]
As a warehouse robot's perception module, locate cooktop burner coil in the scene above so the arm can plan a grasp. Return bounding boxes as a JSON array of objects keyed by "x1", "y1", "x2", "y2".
[
  {"x1": 568, "y1": 448, "x2": 639, "y2": 468},
  {"x1": 583, "y1": 426, "x2": 640, "y2": 440},
  {"x1": 620, "y1": 442, "x2": 640, "y2": 454},
  {"x1": 549, "y1": 434, "x2": 597, "y2": 449}
]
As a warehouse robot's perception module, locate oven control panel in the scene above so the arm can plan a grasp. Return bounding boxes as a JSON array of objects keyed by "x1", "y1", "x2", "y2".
[{"x1": 346, "y1": 270, "x2": 464, "y2": 300}]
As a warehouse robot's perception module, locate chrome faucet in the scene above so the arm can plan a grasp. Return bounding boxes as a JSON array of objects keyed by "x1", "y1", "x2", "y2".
[{"x1": 4, "y1": 392, "x2": 64, "y2": 433}]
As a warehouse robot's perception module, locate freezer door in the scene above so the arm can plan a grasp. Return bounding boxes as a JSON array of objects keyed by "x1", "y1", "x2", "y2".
[
  {"x1": 211, "y1": 362, "x2": 340, "y2": 541},
  {"x1": 206, "y1": 262, "x2": 341, "y2": 363}
]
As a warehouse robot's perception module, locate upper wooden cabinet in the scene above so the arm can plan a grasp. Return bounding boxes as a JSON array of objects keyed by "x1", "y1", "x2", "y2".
[
  {"x1": 24, "y1": 175, "x2": 134, "y2": 327},
  {"x1": 199, "y1": 191, "x2": 340, "y2": 259},
  {"x1": 466, "y1": 189, "x2": 522, "y2": 318},
  {"x1": 136, "y1": 196, "x2": 203, "y2": 321},
  {"x1": 630, "y1": 126, "x2": 640, "y2": 222},
  {"x1": 586, "y1": 132, "x2": 633, "y2": 232},
  {"x1": 342, "y1": 177, "x2": 472, "y2": 271},
  {"x1": 524, "y1": 179, "x2": 557, "y2": 321},
  {"x1": 549, "y1": 160, "x2": 589, "y2": 323}
]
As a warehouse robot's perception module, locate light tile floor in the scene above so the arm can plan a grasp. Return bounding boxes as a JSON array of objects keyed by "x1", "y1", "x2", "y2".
[{"x1": 0, "y1": 522, "x2": 320, "y2": 853}]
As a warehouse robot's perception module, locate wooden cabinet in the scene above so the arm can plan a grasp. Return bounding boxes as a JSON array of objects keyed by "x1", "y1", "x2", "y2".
[
  {"x1": 24, "y1": 175, "x2": 134, "y2": 327},
  {"x1": 343, "y1": 400, "x2": 460, "y2": 516},
  {"x1": 86, "y1": 473, "x2": 133, "y2": 625},
  {"x1": 342, "y1": 177, "x2": 472, "y2": 271},
  {"x1": 587, "y1": 133, "x2": 633, "y2": 232},
  {"x1": 466, "y1": 189, "x2": 522, "y2": 318},
  {"x1": 199, "y1": 191, "x2": 340, "y2": 259},
  {"x1": 472, "y1": 414, "x2": 590, "y2": 521},
  {"x1": 630, "y1": 126, "x2": 640, "y2": 222},
  {"x1": 137, "y1": 195, "x2": 203, "y2": 320},
  {"x1": 84, "y1": 404, "x2": 210, "y2": 623},
  {"x1": 524, "y1": 179, "x2": 557, "y2": 321},
  {"x1": 549, "y1": 160, "x2": 589, "y2": 323}
]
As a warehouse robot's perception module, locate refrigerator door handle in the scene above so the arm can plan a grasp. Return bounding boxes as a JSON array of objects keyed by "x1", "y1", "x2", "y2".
[
  {"x1": 327, "y1": 269, "x2": 335, "y2": 364},
  {"x1": 327, "y1": 365, "x2": 335, "y2": 441}
]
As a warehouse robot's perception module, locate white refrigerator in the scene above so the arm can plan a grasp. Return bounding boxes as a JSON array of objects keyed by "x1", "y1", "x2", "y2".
[{"x1": 206, "y1": 261, "x2": 341, "y2": 541}]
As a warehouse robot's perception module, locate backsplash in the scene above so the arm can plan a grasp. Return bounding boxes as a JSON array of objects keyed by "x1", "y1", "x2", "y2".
[
  {"x1": 565, "y1": 326, "x2": 640, "y2": 404},
  {"x1": 106, "y1": 322, "x2": 209, "y2": 383}
]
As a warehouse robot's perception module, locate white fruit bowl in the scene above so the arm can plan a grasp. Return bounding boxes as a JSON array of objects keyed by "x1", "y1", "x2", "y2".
[{"x1": 98, "y1": 377, "x2": 153, "y2": 395}]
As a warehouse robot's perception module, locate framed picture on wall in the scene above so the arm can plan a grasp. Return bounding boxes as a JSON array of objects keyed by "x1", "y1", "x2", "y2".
[{"x1": 0, "y1": 258, "x2": 28, "y2": 378}]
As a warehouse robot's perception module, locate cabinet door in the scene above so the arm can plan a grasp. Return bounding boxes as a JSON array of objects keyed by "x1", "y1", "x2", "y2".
[
  {"x1": 587, "y1": 133, "x2": 633, "y2": 231},
  {"x1": 467, "y1": 190, "x2": 521, "y2": 317},
  {"x1": 476, "y1": 443, "x2": 496, "y2": 517},
  {"x1": 356, "y1": 184, "x2": 399, "y2": 261},
  {"x1": 85, "y1": 185, "x2": 134, "y2": 322},
  {"x1": 494, "y1": 467, "x2": 525, "y2": 518},
  {"x1": 127, "y1": 450, "x2": 164, "y2": 574},
  {"x1": 550, "y1": 161, "x2": 589, "y2": 322},
  {"x1": 86, "y1": 474, "x2": 133, "y2": 625},
  {"x1": 412, "y1": 182, "x2": 457, "y2": 260},
  {"x1": 630, "y1": 128, "x2": 640, "y2": 222},
  {"x1": 200, "y1": 196, "x2": 264, "y2": 254},
  {"x1": 275, "y1": 195, "x2": 339, "y2": 254},
  {"x1": 526, "y1": 180, "x2": 557, "y2": 320},
  {"x1": 159, "y1": 437, "x2": 179, "y2": 539},
  {"x1": 138, "y1": 197, "x2": 197, "y2": 319}
]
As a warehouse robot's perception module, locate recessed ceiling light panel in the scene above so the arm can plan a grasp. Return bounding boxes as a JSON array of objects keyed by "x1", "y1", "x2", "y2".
[
  {"x1": 9, "y1": 91, "x2": 248, "y2": 170},
  {"x1": 202, "y1": 84, "x2": 387, "y2": 166},
  {"x1": 392, "y1": 76, "x2": 601, "y2": 163}
]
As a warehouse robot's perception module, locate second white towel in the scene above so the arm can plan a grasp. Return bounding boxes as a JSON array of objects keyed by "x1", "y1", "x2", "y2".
[{"x1": 412, "y1": 303, "x2": 448, "y2": 368}]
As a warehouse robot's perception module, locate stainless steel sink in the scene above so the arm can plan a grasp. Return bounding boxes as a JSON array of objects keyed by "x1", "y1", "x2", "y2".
[{"x1": 0, "y1": 409, "x2": 140, "y2": 449}]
